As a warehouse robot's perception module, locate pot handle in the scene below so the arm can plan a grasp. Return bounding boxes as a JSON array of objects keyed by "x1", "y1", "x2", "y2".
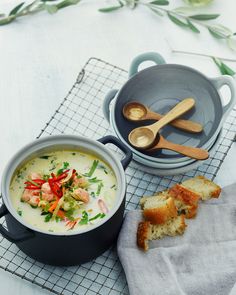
[
  {"x1": 98, "y1": 135, "x2": 132, "y2": 170},
  {"x1": 129, "y1": 52, "x2": 166, "y2": 78},
  {"x1": 103, "y1": 89, "x2": 119, "y2": 122},
  {"x1": 210, "y1": 75, "x2": 236, "y2": 121},
  {"x1": 0, "y1": 203, "x2": 34, "y2": 243}
]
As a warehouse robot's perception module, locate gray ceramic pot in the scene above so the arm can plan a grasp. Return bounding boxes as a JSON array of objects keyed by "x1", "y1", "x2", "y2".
[
  {"x1": 0, "y1": 135, "x2": 132, "y2": 265},
  {"x1": 103, "y1": 52, "x2": 236, "y2": 167}
]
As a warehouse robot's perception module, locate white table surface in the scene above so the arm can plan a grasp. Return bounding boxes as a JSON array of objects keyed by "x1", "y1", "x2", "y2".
[{"x1": 0, "y1": 0, "x2": 236, "y2": 294}]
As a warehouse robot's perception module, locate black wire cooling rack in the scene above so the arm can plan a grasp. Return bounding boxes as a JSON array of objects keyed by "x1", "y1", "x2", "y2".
[{"x1": 0, "y1": 57, "x2": 236, "y2": 295}]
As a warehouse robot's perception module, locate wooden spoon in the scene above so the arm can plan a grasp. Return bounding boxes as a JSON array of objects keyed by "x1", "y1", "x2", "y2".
[
  {"x1": 128, "y1": 98, "x2": 195, "y2": 150},
  {"x1": 147, "y1": 134, "x2": 209, "y2": 160},
  {"x1": 123, "y1": 101, "x2": 203, "y2": 133}
]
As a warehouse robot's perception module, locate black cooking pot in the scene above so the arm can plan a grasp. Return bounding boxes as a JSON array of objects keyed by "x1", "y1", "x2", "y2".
[{"x1": 0, "y1": 135, "x2": 132, "y2": 266}]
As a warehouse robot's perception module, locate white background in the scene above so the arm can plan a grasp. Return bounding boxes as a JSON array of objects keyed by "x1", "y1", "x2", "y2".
[{"x1": 0, "y1": 0, "x2": 236, "y2": 294}]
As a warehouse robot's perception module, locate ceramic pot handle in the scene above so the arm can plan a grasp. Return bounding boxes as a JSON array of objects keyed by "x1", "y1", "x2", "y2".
[
  {"x1": 0, "y1": 203, "x2": 34, "y2": 243},
  {"x1": 102, "y1": 89, "x2": 119, "y2": 122},
  {"x1": 98, "y1": 135, "x2": 132, "y2": 170},
  {"x1": 210, "y1": 75, "x2": 236, "y2": 120},
  {"x1": 129, "y1": 52, "x2": 166, "y2": 78}
]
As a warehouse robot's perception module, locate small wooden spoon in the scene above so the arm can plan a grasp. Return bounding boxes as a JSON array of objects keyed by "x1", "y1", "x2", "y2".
[
  {"x1": 123, "y1": 101, "x2": 203, "y2": 133},
  {"x1": 128, "y1": 98, "x2": 195, "y2": 150},
  {"x1": 147, "y1": 134, "x2": 209, "y2": 160}
]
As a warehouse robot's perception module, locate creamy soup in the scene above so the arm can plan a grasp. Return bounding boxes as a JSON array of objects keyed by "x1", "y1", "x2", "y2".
[{"x1": 10, "y1": 150, "x2": 117, "y2": 233}]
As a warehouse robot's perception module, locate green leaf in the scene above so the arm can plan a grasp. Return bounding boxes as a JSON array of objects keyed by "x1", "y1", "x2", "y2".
[
  {"x1": 149, "y1": 0, "x2": 169, "y2": 5},
  {"x1": 208, "y1": 25, "x2": 231, "y2": 39},
  {"x1": 126, "y1": 0, "x2": 137, "y2": 9},
  {"x1": 44, "y1": 4, "x2": 58, "y2": 14},
  {"x1": 187, "y1": 19, "x2": 200, "y2": 33},
  {"x1": 212, "y1": 57, "x2": 235, "y2": 76},
  {"x1": 9, "y1": 2, "x2": 25, "y2": 16},
  {"x1": 99, "y1": 4, "x2": 123, "y2": 13},
  {"x1": 56, "y1": 0, "x2": 81, "y2": 10},
  {"x1": 227, "y1": 37, "x2": 236, "y2": 51},
  {"x1": 167, "y1": 12, "x2": 187, "y2": 27},
  {"x1": 189, "y1": 14, "x2": 220, "y2": 21},
  {"x1": 0, "y1": 17, "x2": 14, "y2": 25}
]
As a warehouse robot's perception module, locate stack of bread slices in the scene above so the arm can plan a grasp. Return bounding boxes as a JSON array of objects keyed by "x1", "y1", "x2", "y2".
[{"x1": 137, "y1": 176, "x2": 221, "y2": 251}]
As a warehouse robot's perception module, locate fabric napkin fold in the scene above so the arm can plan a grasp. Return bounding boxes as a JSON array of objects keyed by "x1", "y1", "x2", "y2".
[{"x1": 117, "y1": 183, "x2": 236, "y2": 295}]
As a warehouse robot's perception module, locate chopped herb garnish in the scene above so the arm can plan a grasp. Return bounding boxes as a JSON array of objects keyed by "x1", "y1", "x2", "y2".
[
  {"x1": 72, "y1": 152, "x2": 76, "y2": 156},
  {"x1": 96, "y1": 182, "x2": 104, "y2": 196},
  {"x1": 98, "y1": 163, "x2": 108, "y2": 174},
  {"x1": 41, "y1": 211, "x2": 49, "y2": 216},
  {"x1": 17, "y1": 209, "x2": 22, "y2": 216},
  {"x1": 49, "y1": 229, "x2": 54, "y2": 232},
  {"x1": 30, "y1": 205, "x2": 38, "y2": 209},
  {"x1": 43, "y1": 174, "x2": 50, "y2": 181},
  {"x1": 79, "y1": 211, "x2": 89, "y2": 225},
  {"x1": 49, "y1": 164, "x2": 56, "y2": 171},
  {"x1": 110, "y1": 184, "x2": 116, "y2": 189},
  {"x1": 39, "y1": 155, "x2": 51, "y2": 159},
  {"x1": 43, "y1": 203, "x2": 50, "y2": 213},
  {"x1": 57, "y1": 161, "x2": 70, "y2": 175},
  {"x1": 44, "y1": 213, "x2": 52, "y2": 222},
  {"x1": 84, "y1": 160, "x2": 99, "y2": 177},
  {"x1": 88, "y1": 177, "x2": 102, "y2": 183},
  {"x1": 89, "y1": 213, "x2": 106, "y2": 222},
  {"x1": 55, "y1": 216, "x2": 62, "y2": 223},
  {"x1": 65, "y1": 209, "x2": 75, "y2": 221},
  {"x1": 91, "y1": 192, "x2": 96, "y2": 198}
]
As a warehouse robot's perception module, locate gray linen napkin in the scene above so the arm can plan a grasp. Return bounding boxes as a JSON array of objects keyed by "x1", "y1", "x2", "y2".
[{"x1": 117, "y1": 183, "x2": 236, "y2": 295}]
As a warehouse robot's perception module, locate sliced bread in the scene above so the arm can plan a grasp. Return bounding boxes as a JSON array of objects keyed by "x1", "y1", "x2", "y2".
[
  {"x1": 181, "y1": 175, "x2": 221, "y2": 200},
  {"x1": 137, "y1": 215, "x2": 187, "y2": 251},
  {"x1": 169, "y1": 183, "x2": 200, "y2": 219},
  {"x1": 142, "y1": 195, "x2": 177, "y2": 224}
]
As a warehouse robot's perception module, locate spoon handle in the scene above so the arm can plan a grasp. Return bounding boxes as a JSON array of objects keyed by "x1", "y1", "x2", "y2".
[
  {"x1": 149, "y1": 139, "x2": 209, "y2": 160},
  {"x1": 149, "y1": 98, "x2": 195, "y2": 134},
  {"x1": 148, "y1": 111, "x2": 203, "y2": 133}
]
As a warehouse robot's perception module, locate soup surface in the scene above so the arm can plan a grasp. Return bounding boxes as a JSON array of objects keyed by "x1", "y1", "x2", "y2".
[{"x1": 10, "y1": 150, "x2": 117, "y2": 233}]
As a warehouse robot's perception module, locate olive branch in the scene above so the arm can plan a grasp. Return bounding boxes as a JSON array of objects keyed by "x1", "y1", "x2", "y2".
[{"x1": 0, "y1": 0, "x2": 235, "y2": 51}]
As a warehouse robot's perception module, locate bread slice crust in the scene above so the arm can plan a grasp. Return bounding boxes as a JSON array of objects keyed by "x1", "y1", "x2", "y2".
[{"x1": 143, "y1": 197, "x2": 177, "y2": 224}]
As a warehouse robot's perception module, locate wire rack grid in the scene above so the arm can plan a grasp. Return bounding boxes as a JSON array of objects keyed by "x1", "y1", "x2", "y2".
[{"x1": 0, "y1": 57, "x2": 236, "y2": 295}]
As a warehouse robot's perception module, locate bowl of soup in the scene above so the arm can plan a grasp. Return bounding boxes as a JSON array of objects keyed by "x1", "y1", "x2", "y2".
[{"x1": 0, "y1": 135, "x2": 132, "y2": 266}]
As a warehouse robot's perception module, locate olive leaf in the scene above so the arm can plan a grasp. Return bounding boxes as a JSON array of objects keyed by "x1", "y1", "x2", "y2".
[
  {"x1": 125, "y1": 0, "x2": 138, "y2": 9},
  {"x1": 189, "y1": 14, "x2": 220, "y2": 21},
  {"x1": 0, "y1": 17, "x2": 14, "y2": 25},
  {"x1": 212, "y1": 57, "x2": 235, "y2": 76},
  {"x1": 44, "y1": 4, "x2": 58, "y2": 14},
  {"x1": 167, "y1": 12, "x2": 187, "y2": 27},
  {"x1": 99, "y1": 0, "x2": 124, "y2": 12},
  {"x1": 9, "y1": 2, "x2": 25, "y2": 16},
  {"x1": 56, "y1": 0, "x2": 81, "y2": 9},
  {"x1": 187, "y1": 19, "x2": 200, "y2": 33},
  {"x1": 227, "y1": 37, "x2": 236, "y2": 51},
  {"x1": 149, "y1": 0, "x2": 169, "y2": 5},
  {"x1": 208, "y1": 24, "x2": 233, "y2": 39}
]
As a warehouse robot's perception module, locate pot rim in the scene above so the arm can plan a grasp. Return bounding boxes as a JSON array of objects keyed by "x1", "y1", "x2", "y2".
[{"x1": 1, "y1": 134, "x2": 126, "y2": 236}]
